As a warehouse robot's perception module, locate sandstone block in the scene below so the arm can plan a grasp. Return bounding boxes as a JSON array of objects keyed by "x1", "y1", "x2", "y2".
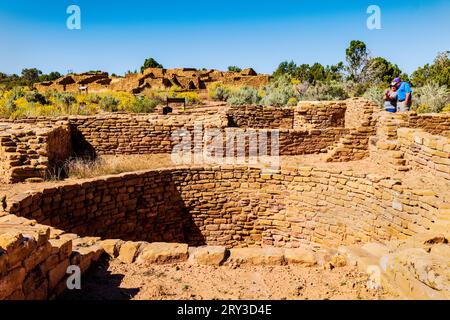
[
  {"x1": 0, "y1": 267, "x2": 26, "y2": 299},
  {"x1": 48, "y1": 238, "x2": 72, "y2": 260},
  {"x1": 100, "y1": 239, "x2": 123, "y2": 258},
  {"x1": 284, "y1": 248, "x2": 317, "y2": 266},
  {"x1": 117, "y1": 241, "x2": 143, "y2": 264},
  {"x1": 136, "y1": 242, "x2": 189, "y2": 264},
  {"x1": 23, "y1": 242, "x2": 52, "y2": 272},
  {"x1": 48, "y1": 260, "x2": 69, "y2": 291},
  {"x1": 188, "y1": 246, "x2": 227, "y2": 266}
]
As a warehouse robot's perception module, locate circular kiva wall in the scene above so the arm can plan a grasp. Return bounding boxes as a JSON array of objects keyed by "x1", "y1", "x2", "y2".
[{"x1": 7, "y1": 166, "x2": 440, "y2": 248}]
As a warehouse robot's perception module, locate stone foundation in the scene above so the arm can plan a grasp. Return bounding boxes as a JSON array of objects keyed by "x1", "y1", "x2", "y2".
[
  {"x1": 1, "y1": 98, "x2": 449, "y2": 300},
  {"x1": 3, "y1": 165, "x2": 446, "y2": 248},
  {"x1": 0, "y1": 122, "x2": 71, "y2": 183}
]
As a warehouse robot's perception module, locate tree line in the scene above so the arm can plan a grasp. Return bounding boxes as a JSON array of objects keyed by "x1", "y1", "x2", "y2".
[
  {"x1": 1, "y1": 40, "x2": 449, "y2": 92},
  {"x1": 271, "y1": 40, "x2": 449, "y2": 90}
]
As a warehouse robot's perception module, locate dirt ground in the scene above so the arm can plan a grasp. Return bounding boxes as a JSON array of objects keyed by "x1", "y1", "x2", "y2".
[{"x1": 60, "y1": 257, "x2": 397, "y2": 300}]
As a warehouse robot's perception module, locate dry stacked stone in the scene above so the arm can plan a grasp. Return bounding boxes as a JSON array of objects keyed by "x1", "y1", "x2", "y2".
[{"x1": 0, "y1": 122, "x2": 71, "y2": 183}]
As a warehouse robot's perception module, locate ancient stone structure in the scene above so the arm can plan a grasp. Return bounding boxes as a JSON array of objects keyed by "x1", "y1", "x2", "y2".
[
  {"x1": 34, "y1": 68, "x2": 270, "y2": 95},
  {"x1": 1, "y1": 98, "x2": 449, "y2": 300},
  {"x1": 0, "y1": 122, "x2": 71, "y2": 183}
]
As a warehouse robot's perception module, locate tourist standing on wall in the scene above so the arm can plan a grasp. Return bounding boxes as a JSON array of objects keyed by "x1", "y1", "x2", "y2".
[
  {"x1": 392, "y1": 78, "x2": 412, "y2": 112},
  {"x1": 383, "y1": 85, "x2": 398, "y2": 113}
]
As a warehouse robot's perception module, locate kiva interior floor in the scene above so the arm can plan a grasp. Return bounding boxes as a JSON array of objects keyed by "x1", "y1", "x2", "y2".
[{"x1": 60, "y1": 256, "x2": 397, "y2": 300}]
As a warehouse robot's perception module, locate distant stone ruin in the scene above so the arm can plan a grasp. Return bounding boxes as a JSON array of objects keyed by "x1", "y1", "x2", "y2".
[{"x1": 34, "y1": 68, "x2": 270, "y2": 94}]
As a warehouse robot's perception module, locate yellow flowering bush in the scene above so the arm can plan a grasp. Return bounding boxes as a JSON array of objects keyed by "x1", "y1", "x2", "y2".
[
  {"x1": 0, "y1": 87, "x2": 162, "y2": 119},
  {"x1": 287, "y1": 97, "x2": 298, "y2": 106},
  {"x1": 440, "y1": 104, "x2": 450, "y2": 113},
  {"x1": 168, "y1": 85, "x2": 183, "y2": 98},
  {"x1": 176, "y1": 92, "x2": 202, "y2": 105}
]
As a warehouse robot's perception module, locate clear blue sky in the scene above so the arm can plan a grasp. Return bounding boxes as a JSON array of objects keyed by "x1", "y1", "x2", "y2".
[{"x1": 1, "y1": 0, "x2": 449, "y2": 75}]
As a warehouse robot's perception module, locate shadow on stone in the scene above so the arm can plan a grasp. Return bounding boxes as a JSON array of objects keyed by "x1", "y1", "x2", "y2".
[
  {"x1": 70, "y1": 125, "x2": 97, "y2": 159},
  {"x1": 59, "y1": 256, "x2": 139, "y2": 300}
]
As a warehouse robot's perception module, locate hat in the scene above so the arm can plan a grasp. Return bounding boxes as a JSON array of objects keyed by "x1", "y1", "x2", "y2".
[{"x1": 391, "y1": 78, "x2": 401, "y2": 86}]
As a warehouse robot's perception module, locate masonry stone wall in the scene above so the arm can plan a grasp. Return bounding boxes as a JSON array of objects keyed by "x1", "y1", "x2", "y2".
[
  {"x1": 226, "y1": 101, "x2": 349, "y2": 130},
  {"x1": 1, "y1": 100, "x2": 448, "y2": 184},
  {"x1": 369, "y1": 112, "x2": 450, "y2": 174},
  {"x1": 407, "y1": 113, "x2": 450, "y2": 137},
  {"x1": 325, "y1": 99, "x2": 379, "y2": 162},
  {"x1": 294, "y1": 101, "x2": 346, "y2": 129},
  {"x1": 0, "y1": 123, "x2": 71, "y2": 183},
  {"x1": 397, "y1": 128, "x2": 450, "y2": 180},
  {"x1": 344, "y1": 98, "x2": 377, "y2": 128},
  {"x1": 0, "y1": 214, "x2": 102, "y2": 300},
  {"x1": 4, "y1": 166, "x2": 445, "y2": 250},
  {"x1": 226, "y1": 106, "x2": 294, "y2": 129}
]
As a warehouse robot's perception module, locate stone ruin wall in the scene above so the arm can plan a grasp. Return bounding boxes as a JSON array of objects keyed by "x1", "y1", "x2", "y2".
[
  {"x1": 408, "y1": 113, "x2": 450, "y2": 137},
  {"x1": 2, "y1": 99, "x2": 449, "y2": 184},
  {"x1": 0, "y1": 218, "x2": 96, "y2": 300},
  {"x1": 1, "y1": 98, "x2": 450, "y2": 300},
  {"x1": 0, "y1": 122, "x2": 71, "y2": 183},
  {"x1": 369, "y1": 112, "x2": 450, "y2": 179},
  {"x1": 1, "y1": 99, "x2": 449, "y2": 184},
  {"x1": 35, "y1": 68, "x2": 271, "y2": 95},
  {"x1": 0, "y1": 99, "x2": 368, "y2": 183},
  {"x1": 4, "y1": 166, "x2": 444, "y2": 250},
  {"x1": 294, "y1": 101, "x2": 347, "y2": 129},
  {"x1": 1, "y1": 162, "x2": 449, "y2": 300}
]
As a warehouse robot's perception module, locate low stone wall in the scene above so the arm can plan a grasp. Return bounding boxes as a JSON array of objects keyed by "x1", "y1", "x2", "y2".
[
  {"x1": 213, "y1": 128, "x2": 347, "y2": 157},
  {"x1": 397, "y1": 128, "x2": 450, "y2": 180},
  {"x1": 226, "y1": 106, "x2": 294, "y2": 129},
  {"x1": 279, "y1": 128, "x2": 347, "y2": 155},
  {"x1": 344, "y1": 98, "x2": 377, "y2": 128},
  {"x1": 3, "y1": 166, "x2": 445, "y2": 249},
  {"x1": 294, "y1": 101, "x2": 346, "y2": 129},
  {"x1": 368, "y1": 112, "x2": 409, "y2": 171},
  {"x1": 70, "y1": 113, "x2": 227, "y2": 156},
  {"x1": 226, "y1": 101, "x2": 349, "y2": 130},
  {"x1": 0, "y1": 215, "x2": 102, "y2": 300},
  {"x1": 408, "y1": 113, "x2": 450, "y2": 137},
  {"x1": 325, "y1": 99, "x2": 379, "y2": 162},
  {"x1": 0, "y1": 122, "x2": 71, "y2": 183}
]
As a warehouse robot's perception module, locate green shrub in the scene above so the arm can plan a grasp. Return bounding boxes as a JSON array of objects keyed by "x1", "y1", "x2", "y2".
[
  {"x1": 176, "y1": 92, "x2": 202, "y2": 105},
  {"x1": 25, "y1": 91, "x2": 47, "y2": 105},
  {"x1": 261, "y1": 75, "x2": 297, "y2": 107},
  {"x1": 10, "y1": 87, "x2": 25, "y2": 100},
  {"x1": 99, "y1": 95, "x2": 120, "y2": 112},
  {"x1": 414, "y1": 82, "x2": 449, "y2": 113},
  {"x1": 85, "y1": 93, "x2": 101, "y2": 104},
  {"x1": 208, "y1": 83, "x2": 232, "y2": 101},
  {"x1": 363, "y1": 86, "x2": 385, "y2": 107},
  {"x1": 227, "y1": 86, "x2": 260, "y2": 106},
  {"x1": 228, "y1": 66, "x2": 242, "y2": 72},
  {"x1": 54, "y1": 92, "x2": 76, "y2": 107},
  {"x1": 128, "y1": 97, "x2": 159, "y2": 113},
  {"x1": 2, "y1": 99, "x2": 17, "y2": 117},
  {"x1": 299, "y1": 81, "x2": 349, "y2": 101}
]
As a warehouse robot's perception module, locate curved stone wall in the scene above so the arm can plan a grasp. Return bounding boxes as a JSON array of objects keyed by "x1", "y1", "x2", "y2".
[{"x1": 5, "y1": 165, "x2": 446, "y2": 249}]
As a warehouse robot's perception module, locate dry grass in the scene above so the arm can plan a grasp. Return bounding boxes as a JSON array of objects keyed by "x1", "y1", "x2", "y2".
[{"x1": 64, "y1": 154, "x2": 176, "y2": 179}]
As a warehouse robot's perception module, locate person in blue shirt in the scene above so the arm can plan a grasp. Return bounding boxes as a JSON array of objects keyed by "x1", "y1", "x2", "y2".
[{"x1": 391, "y1": 78, "x2": 412, "y2": 112}]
